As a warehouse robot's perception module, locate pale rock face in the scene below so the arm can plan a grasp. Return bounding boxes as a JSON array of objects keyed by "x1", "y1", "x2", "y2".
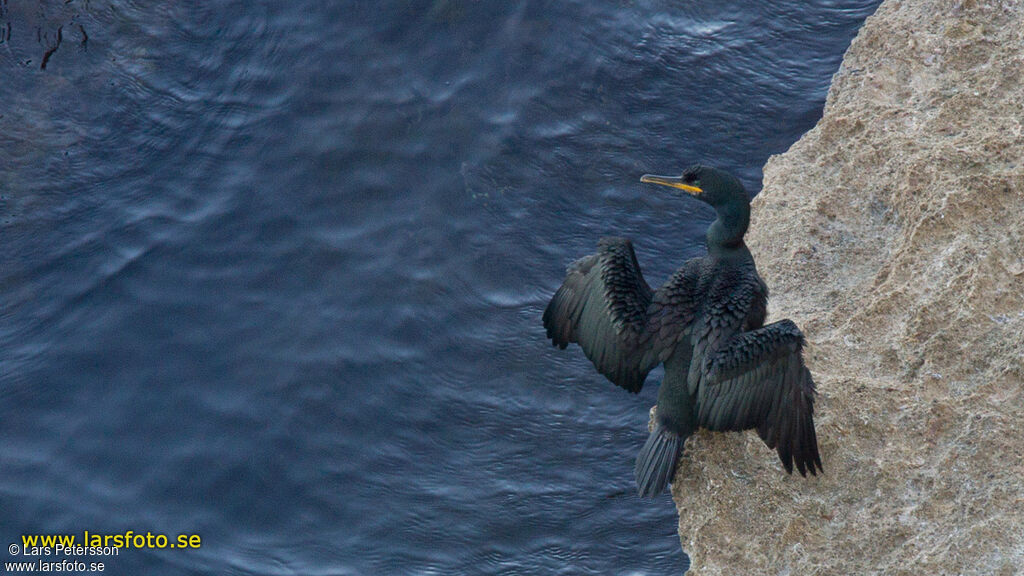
[{"x1": 668, "y1": 0, "x2": 1024, "y2": 573}]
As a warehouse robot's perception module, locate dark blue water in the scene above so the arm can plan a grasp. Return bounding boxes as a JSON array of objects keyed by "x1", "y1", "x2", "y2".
[{"x1": 1, "y1": 1, "x2": 879, "y2": 574}]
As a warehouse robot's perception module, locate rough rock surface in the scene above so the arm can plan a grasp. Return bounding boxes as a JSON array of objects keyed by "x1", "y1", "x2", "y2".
[{"x1": 669, "y1": 0, "x2": 1024, "y2": 573}]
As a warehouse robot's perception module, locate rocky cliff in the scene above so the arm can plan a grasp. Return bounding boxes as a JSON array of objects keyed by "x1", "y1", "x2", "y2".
[{"x1": 671, "y1": 0, "x2": 1024, "y2": 573}]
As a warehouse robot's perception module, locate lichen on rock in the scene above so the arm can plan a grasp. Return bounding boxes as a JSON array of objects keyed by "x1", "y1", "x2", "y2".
[{"x1": 669, "y1": 0, "x2": 1024, "y2": 573}]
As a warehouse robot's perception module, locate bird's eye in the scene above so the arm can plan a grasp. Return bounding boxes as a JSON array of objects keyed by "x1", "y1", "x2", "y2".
[{"x1": 683, "y1": 167, "x2": 701, "y2": 183}]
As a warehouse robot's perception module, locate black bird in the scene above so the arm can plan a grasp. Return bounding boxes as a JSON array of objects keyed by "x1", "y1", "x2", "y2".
[{"x1": 543, "y1": 165, "x2": 822, "y2": 497}]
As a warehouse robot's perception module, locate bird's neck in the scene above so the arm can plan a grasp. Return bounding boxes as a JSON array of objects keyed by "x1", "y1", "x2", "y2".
[{"x1": 706, "y1": 202, "x2": 749, "y2": 253}]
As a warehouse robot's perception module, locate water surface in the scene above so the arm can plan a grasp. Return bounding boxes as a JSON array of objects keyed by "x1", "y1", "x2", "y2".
[{"x1": 1, "y1": 1, "x2": 879, "y2": 573}]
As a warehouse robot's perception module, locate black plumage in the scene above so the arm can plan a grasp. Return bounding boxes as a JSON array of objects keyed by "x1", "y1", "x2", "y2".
[{"x1": 543, "y1": 165, "x2": 822, "y2": 497}]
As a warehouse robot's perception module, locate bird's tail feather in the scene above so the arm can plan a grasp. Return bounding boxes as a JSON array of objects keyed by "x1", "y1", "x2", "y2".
[{"x1": 634, "y1": 421, "x2": 685, "y2": 497}]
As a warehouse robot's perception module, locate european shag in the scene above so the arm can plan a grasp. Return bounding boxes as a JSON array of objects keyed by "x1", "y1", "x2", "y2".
[{"x1": 543, "y1": 165, "x2": 822, "y2": 497}]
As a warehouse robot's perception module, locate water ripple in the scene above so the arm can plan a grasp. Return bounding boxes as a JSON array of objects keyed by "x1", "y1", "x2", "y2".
[{"x1": 1, "y1": 0, "x2": 881, "y2": 574}]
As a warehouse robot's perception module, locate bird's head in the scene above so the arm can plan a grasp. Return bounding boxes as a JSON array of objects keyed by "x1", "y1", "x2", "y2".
[{"x1": 640, "y1": 165, "x2": 747, "y2": 209}]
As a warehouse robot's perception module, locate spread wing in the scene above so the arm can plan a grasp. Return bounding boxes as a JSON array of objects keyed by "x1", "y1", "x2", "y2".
[
  {"x1": 543, "y1": 237, "x2": 660, "y2": 393},
  {"x1": 697, "y1": 319, "x2": 822, "y2": 476}
]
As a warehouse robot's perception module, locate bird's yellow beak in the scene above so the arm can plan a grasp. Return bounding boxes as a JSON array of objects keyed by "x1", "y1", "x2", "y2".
[{"x1": 640, "y1": 174, "x2": 703, "y2": 195}]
